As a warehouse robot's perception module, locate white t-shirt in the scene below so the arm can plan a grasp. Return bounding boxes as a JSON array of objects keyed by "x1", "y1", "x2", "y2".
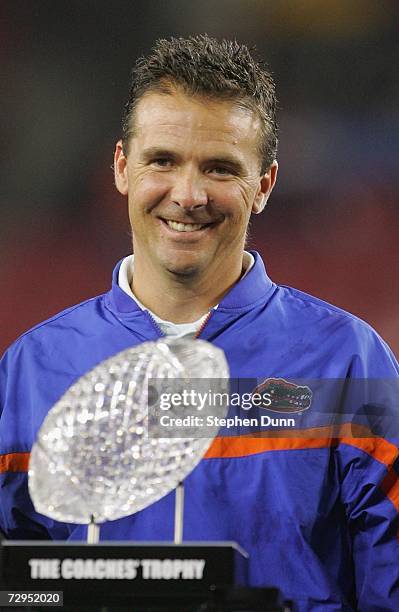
[{"x1": 118, "y1": 252, "x2": 255, "y2": 338}]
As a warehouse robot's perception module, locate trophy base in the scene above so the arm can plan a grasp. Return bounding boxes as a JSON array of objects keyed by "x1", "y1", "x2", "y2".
[{"x1": 0, "y1": 540, "x2": 289, "y2": 610}]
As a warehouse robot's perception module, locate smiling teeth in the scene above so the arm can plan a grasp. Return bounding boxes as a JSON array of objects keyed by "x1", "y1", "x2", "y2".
[{"x1": 166, "y1": 220, "x2": 205, "y2": 232}]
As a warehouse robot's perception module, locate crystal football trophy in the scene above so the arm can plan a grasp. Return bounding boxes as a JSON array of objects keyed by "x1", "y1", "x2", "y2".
[{"x1": 28, "y1": 338, "x2": 229, "y2": 539}]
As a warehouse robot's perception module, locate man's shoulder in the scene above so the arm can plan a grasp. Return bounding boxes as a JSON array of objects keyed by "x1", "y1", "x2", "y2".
[
  {"x1": 273, "y1": 283, "x2": 398, "y2": 372},
  {"x1": 277, "y1": 283, "x2": 373, "y2": 329},
  {"x1": 2, "y1": 294, "x2": 106, "y2": 357},
  {"x1": 250, "y1": 254, "x2": 383, "y2": 339}
]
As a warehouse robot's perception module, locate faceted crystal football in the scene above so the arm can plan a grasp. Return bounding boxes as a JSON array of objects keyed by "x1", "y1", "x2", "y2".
[{"x1": 28, "y1": 338, "x2": 229, "y2": 524}]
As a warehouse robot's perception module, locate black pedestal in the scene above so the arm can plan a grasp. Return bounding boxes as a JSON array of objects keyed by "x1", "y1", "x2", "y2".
[{"x1": 0, "y1": 541, "x2": 291, "y2": 611}]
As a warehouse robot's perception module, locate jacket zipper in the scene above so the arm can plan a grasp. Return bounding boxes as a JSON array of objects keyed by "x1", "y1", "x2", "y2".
[
  {"x1": 195, "y1": 311, "x2": 213, "y2": 338},
  {"x1": 144, "y1": 311, "x2": 165, "y2": 337},
  {"x1": 145, "y1": 309, "x2": 214, "y2": 339}
]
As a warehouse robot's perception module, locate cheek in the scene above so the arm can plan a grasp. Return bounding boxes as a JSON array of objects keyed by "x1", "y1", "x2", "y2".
[
  {"x1": 213, "y1": 183, "x2": 254, "y2": 220},
  {"x1": 129, "y1": 173, "x2": 170, "y2": 213}
]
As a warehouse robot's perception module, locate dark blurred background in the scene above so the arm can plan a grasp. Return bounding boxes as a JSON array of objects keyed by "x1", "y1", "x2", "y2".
[{"x1": 1, "y1": 0, "x2": 398, "y2": 356}]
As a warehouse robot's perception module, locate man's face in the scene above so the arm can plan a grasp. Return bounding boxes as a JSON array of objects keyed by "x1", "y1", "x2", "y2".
[{"x1": 114, "y1": 88, "x2": 277, "y2": 279}]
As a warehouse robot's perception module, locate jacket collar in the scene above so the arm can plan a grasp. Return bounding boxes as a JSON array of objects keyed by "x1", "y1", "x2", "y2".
[{"x1": 104, "y1": 250, "x2": 276, "y2": 317}]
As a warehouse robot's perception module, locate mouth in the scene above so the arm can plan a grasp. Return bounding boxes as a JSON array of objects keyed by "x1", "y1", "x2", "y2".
[{"x1": 160, "y1": 218, "x2": 215, "y2": 233}]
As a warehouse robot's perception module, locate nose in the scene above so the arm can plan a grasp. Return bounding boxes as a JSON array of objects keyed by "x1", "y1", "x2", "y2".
[{"x1": 169, "y1": 166, "x2": 208, "y2": 210}]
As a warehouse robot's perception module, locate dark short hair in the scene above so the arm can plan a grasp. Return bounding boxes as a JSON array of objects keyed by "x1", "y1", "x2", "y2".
[{"x1": 121, "y1": 34, "x2": 278, "y2": 173}]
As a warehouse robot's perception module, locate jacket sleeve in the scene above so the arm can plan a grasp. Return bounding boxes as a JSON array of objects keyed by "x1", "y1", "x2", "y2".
[
  {"x1": 0, "y1": 342, "x2": 70, "y2": 540},
  {"x1": 337, "y1": 323, "x2": 399, "y2": 610},
  {"x1": 337, "y1": 437, "x2": 399, "y2": 610}
]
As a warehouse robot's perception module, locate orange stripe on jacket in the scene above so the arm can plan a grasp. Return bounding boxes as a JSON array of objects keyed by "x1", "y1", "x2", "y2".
[
  {"x1": 204, "y1": 423, "x2": 399, "y2": 469},
  {"x1": 0, "y1": 452, "x2": 30, "y2": 473},
  {"x1": 381, "y1": 468, "x2": 399, "y2": 514},
  {"x1": 380, "y1": 467, "x2": 399, "y2": 540}
]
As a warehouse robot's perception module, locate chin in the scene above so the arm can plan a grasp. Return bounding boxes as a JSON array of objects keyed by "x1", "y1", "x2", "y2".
[
  {"x1": 162, "y1": 256, "x2": 204, "y2": 279},
  {"x1": 165, "y1": 263, "x2": 200, "y2": 278}
]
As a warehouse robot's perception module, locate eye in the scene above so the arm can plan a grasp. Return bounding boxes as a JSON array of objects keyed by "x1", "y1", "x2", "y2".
[
  {"x1": 209, "y1": 166, "x2": 233, "y2": 176},
  {"x1": 151, "y1": 158, "x2": 174, "y2": 168}
]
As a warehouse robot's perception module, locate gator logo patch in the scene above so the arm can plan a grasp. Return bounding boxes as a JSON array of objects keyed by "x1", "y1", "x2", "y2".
[{"x1": 253, "y1": 378, "x2": 312, "y2": 414}]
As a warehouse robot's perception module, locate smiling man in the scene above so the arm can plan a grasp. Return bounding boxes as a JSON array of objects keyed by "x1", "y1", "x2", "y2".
[
  {"x1": 1, "y1": 36, "x2": 399, "y2": 611},
  {"x1": 114, "y1": 88, "x2": 276, "y2": 322},
  {"x1": 113, "y1": 46, "x2": 277, "y2": 325}
]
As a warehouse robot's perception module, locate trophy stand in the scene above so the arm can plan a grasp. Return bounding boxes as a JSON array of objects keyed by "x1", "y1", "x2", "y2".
[
  {"x1": 84, "y1": 480, "x2": 184, "y2": 546},
  {"x1": 87, "y1": 515, "x2": 100, "y2": 545},
  {"x1": 174, "y1": 481, "x2": 184, "y2": 544}
]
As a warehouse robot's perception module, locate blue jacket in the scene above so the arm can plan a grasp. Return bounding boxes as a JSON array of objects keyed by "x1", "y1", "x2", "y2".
[{"x1": 1, "y1": 252, "x2": 399, "y2": 611}]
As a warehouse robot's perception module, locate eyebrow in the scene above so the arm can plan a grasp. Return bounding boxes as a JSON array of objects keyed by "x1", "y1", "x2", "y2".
[
  {"x1": 140, "y1": 147, "x2": 245, "y2": 174},
  {"x1": 141, "y1": 147, "x2": 178, "y2": 161},
  {"x1": 204, "y1": 156, "x2": 245, "y2": 174}
]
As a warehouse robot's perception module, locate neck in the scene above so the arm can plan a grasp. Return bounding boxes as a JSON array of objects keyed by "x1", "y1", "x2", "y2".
[{"x1": 131, "y1": 254, "x2": 244, "y2": 323}]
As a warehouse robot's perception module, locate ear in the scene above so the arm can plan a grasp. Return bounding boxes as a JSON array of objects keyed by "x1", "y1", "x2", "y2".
[
  {"x1": 252, "y1": 160, "x2": 278, "y2": 214},
  {"x1": 114, "y1": 140, "x2": 129, "y2": 195}
]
